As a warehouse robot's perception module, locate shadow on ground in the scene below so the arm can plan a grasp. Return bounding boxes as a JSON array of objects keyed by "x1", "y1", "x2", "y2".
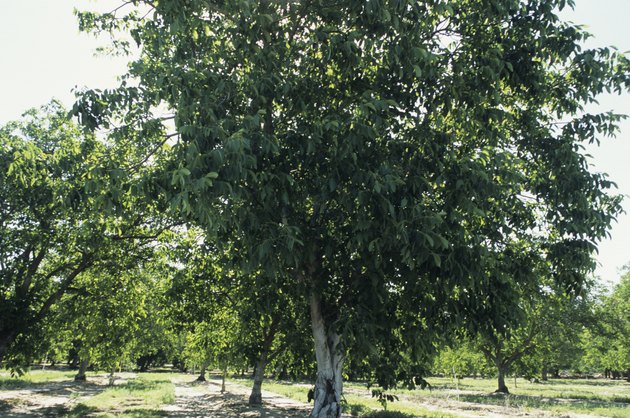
[
  {"x1": 166, "y1": 380, "x2": 310, "y2": 418},
  {"x1": 0, "y1": 380, "x2": 106, "y2": 418}
]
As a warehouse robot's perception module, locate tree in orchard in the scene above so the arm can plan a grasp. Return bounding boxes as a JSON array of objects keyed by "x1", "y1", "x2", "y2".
[
  {"x1": 471, "y1": 268, "x2": 577, "y2": 393},
  {"x1": 0, "y1": 102, "x2": 172, "y2": 371},
  {"x1": 166, "y1": 234, "x2": 245, "y2": 386},
  {"x1": 532, "y1": 279, "x2": 599, "y2": 380},
  {"x1": 76, "y1": 1, "x2": 630, "y2": 416},
  {"x1": 55, "y1": 248, "x2": 173, "y2": 382},
  {"x1": 165, "y1": 231, "x2": 309, "y2": 403},
  {"x1": 580, "y1": 269, "x2": 630, "y2": 380}
]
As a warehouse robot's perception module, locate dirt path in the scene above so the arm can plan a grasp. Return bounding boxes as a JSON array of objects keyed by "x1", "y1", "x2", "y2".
[{"x1": 162, "y1": 376, "x2": 311, "y2": 417}]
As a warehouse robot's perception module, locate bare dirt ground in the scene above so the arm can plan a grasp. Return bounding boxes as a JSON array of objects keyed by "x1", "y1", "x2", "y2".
[
  {"x1": 162, "y1": 376, "x2": 311, "y2": 417},
  {"x1": 0, "y1": 373, "x2": 311, "y2": 417}
]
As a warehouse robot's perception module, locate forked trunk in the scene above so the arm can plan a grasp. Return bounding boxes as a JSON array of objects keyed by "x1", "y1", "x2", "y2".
[
  {"x1": 248, "y1": 352, "x2": 267, "y2": 405},
  {"x1": 309, "y1": 292, "x2": 344, "y2": 418},
  {"x1": 74, "y1": 358, "x2": 89, "y2": 381},
  {"x1": 249, "y1": 315, "x2": 279, "y2": 405}
]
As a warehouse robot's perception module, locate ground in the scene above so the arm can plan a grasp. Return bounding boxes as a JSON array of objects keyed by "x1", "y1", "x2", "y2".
[
  {"x1": 0, "y1": 371, "x2": 628, "y2": 417},
  {"x1": 0, "y1": 371, "x2": 310, "y2": 417}
]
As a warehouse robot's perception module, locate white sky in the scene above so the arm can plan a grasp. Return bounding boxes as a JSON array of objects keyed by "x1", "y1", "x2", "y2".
[{"x1": 1, "y1": 1, "x2": 628, "y2": 285}]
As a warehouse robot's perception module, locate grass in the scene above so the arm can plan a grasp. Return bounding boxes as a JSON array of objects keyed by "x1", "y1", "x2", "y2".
[
  {"x1": 230, "y1": 375, "x2": 629, "y2": 418},
  {"x1": 75, "y1": 373, "x2": 175, "y2": 417},
  {"x1": 3, "y1": 369, "x2": 628, "y2": 417},
  {"x1": 0, "y1": 369, "x2": 88, "y2": 389},
  {"x1": 387, "y1": 376, "x2": 630, "y2": 417},
  {"x1": 0, "y1": 369, "x2": 177, "y2": 418},
  {"x1": 231, "y1": 378, "x2": 456, "y2": 417}
]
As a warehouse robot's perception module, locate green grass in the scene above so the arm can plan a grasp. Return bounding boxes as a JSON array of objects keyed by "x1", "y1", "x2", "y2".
[
  {"x1": 0, "y1": 370, "x2": 178, "y2": 417},
  {"x1": 0, "y1": 369, "x2": 86, "y2": 389},
  {"x1": 77, "y1": 373, "x2": 175, "y2": 417},
  {"x1": 386, "y1": 376, "x2": 630, "y2": 417},
  {"x1": 231, "y1": 375, "x2": 629, "y2": 418},
  {"x1": 231, "y1": 378, "x2": 456, "y2": 417}
]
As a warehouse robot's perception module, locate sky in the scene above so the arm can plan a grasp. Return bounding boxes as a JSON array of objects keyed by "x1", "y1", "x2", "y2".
[{"x1": 1, "y1": 1, "x2": 629, "y2": 286}]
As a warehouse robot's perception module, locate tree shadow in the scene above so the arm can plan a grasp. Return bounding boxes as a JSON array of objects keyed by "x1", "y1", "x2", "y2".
[
  {"x1": 0, "y1": 379, "x2": 108, "y2": 417},
  {"x1": 165, "y1": 386, "x2": 310, "y2": 418}
]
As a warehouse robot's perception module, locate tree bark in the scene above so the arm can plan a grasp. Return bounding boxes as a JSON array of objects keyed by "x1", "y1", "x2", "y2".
[
  {"x1": 249, "y1": 314, "x2": 280, "y2": 405},
  {"x1": 309, "y1": 292, "x2": 344, "y2": 418},
  {"x1": 74, "y1": 358, "x2": 89, "y2": 381},
  {"x1": 495, "y1": 364, "x2": 509, "y2": 394},
  {"x1": 221, "y1": 364, "x2": 227, "y2": 393},
  {"x1": 541, "y1": 367, "x2": 548, "y2": 381},
  {"x1": 108, "y1": 366, "x2": 116, "y2": 386},
  {"x1": 248, "y1": 351, "x2": 268, "y2": 405},
  {"x1": 0, "y1": 331, "x2": 16, "y2": 364},
  {"x1": 196, "y1": 360, "x2": 209, "y2": 382}
]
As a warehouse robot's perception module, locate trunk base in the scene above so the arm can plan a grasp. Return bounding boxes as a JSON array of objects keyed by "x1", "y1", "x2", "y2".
[{"x1": 248, "y1": 392, "x2": 263, "y2": 405}]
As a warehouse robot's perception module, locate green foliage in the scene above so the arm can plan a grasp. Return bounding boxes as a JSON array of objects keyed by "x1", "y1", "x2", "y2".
[
  {"x1": 0, "y1": 103, "x2": 106, "y2": 369},
  {"x1": 371, "y1": 390, "x2": 399, "y2": 410},
  {"x1": 0, "y1": 101, "x2": 173, "y2": 372},
  {"x1": 432, "y1": 342, "x2": 492, "y2": 378},
  {"x1": 72, "y1": 0, "x2": 630, "y2": 413},
  {"x1": 579, "y1": 269, "x2": 630, "y2": 375}
]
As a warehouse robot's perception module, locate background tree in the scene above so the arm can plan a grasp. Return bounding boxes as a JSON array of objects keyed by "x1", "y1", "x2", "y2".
[
  {"x1": 75, "y1": 1, "x2": 630, "y2": 416},
  {"x1": 0, "y1": 101, "x2": 172, "y2": 372},
  {"x1": 432, "y1": 340, "x2": 491, "y2": 380},
  {"x1": 579, "y1": 269, "x2": 630, "y2": 380}
]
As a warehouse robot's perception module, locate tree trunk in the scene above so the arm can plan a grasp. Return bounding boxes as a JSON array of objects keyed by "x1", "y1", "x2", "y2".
[
  {"x1": 74, "y1": 358, "x2": 89, "y2": 381},
  {"x1": 309, "y1": 292, "x2": 344, "y2": 418},
  {"x1": 249, "y1": 314, "x2": 280, "y2": 405},
  {"x1": 108, "y1": 366, "x2": 116, "y2": 386},
  {"x1": 541, "y1": 367, "x2": 548, "y2": 381},
  {"x1": 248, "y1": 351, "x2": 267, "y2": 405},
  {"x1": 0, "y1": 331, "x2": 16, "y2": 364},
  {"x1": 221, "y1": 364, "x2": 227, "y2": 393},
  {"x1": 495, "y1": 364, "x2": 509, "y2": 394},
  {"x1": 196, "y1": 361, "x2": 209, "y2": 382}
]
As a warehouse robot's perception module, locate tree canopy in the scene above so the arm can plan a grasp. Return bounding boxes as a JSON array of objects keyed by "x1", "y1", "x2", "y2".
[
  {"x1": 1, "y1": 1, "x2": 628, "y2": 416},
  {"x1": 73, "y1": 1, "x2": 630, "y2": 416}
]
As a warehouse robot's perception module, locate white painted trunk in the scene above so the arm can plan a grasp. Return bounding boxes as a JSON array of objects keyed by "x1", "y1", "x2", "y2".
[{"x1": 309, "y1": 292, "x2": 344, "y2": 418}]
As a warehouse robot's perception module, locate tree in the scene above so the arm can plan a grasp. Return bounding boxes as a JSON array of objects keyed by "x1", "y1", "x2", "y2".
[
  {"x1": 54, "y1": 249, "x2": 174, "y2": 383},
  {"x1": 0, "y1": 102, "x2": 171, "y2": 372},
  {"x1": 76, "y1": 1, "x2": 629, "y2": 416},
  {"x1": 432, "y1": 340, "x2": 491, "y2": 380},
  {"x1": 165, "y1": 231, "x2": 310, "y2": 403},
  {"x1": 580, "y1": 268, "x2": 630, "y2": 380}
]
